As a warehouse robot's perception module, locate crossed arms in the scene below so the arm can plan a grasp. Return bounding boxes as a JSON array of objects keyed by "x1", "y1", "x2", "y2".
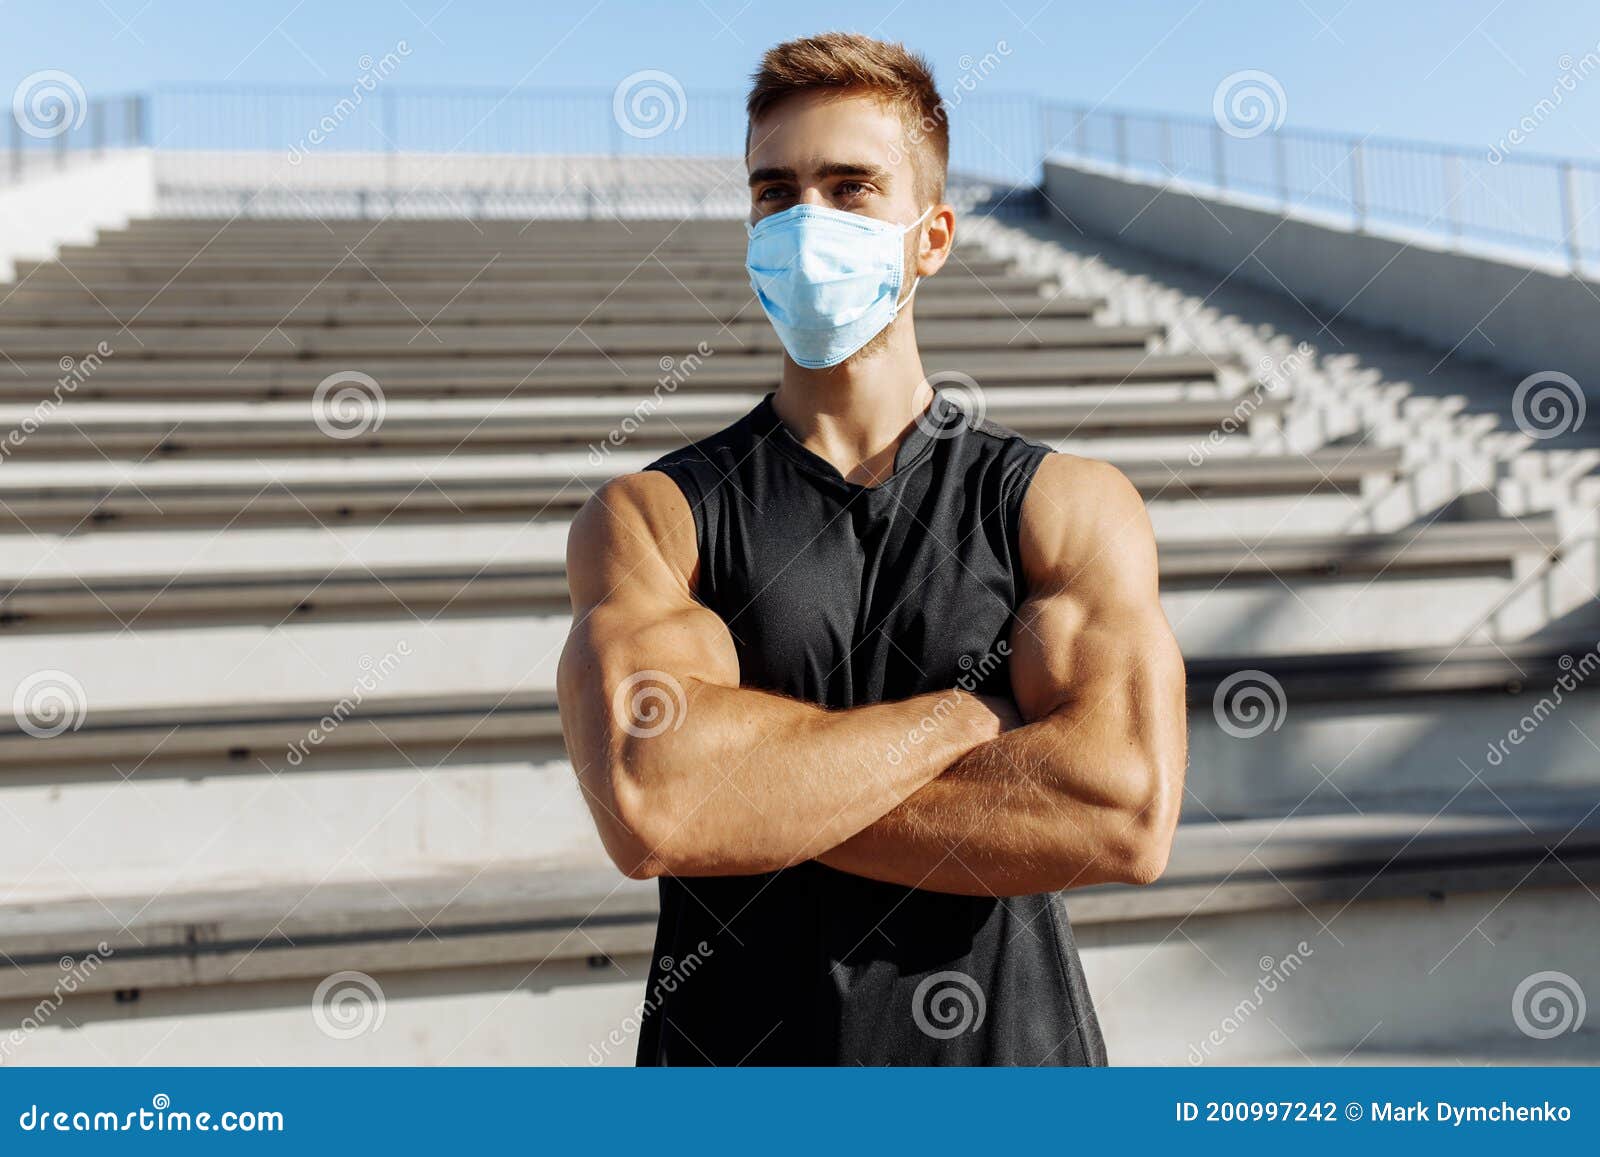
[{"x1": 555, "y1": 453, "x2": 1187, "y2": 896}]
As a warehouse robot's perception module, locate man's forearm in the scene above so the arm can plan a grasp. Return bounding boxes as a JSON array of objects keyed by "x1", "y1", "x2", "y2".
[
  {"x1": 815, "y1": 711, "x2": 1178, "y2": 896},
  {"x1": 568, "y1": 668, "x2": 1004, "y2": 879}
]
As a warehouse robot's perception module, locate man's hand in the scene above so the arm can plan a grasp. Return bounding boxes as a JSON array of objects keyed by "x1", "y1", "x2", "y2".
[
  {"x1": 557, "y1": 471, "x2": 1010, "y2": 881},
  {"x1": 817, "y1": 453, "x2": 1187, "y2": 895}
]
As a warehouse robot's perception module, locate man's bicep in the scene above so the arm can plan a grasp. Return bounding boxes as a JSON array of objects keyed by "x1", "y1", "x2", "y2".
[
  {"x1": 560, "y1": 473, "x2": 739, "y2": 710},
  {"x1": 1009, "y1": 455, "x2": 1177, "y2": 720}
]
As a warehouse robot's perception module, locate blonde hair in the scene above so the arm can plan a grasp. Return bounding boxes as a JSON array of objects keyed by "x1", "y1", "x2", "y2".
[{"x1": 746, "y1": 32, "x2": 949, "y2": 204}]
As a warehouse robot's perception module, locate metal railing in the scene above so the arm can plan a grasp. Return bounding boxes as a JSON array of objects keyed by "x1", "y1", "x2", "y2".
[
  {"x1": 5, "y1": 84, "x2": 1596, "y2": 269},
  {"x1": 1042, "y1": 102, "x2": 1600, "y2": 273},
  {"x1": 6, "y1": 91, "x2": 146, "y2": 182}
]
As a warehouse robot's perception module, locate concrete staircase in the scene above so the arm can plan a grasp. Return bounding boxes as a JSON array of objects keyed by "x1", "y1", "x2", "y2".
[{"x1": 0, "y1": 213, "x2": 1595, "y2": 1066}]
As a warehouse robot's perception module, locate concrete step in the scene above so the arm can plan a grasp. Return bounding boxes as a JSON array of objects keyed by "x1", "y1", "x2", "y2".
[
  {"x1": 12, "y1": 255, "x2": 1016, "y2": 283},
  {"x1": 0, "y1": 521, "x2": 1555, "y2": 633},
  {"x1": 0, "y1": 351, "x2": 1232, "y2": 400},
  {"x1": 0, "y1": 520, "x2": 1557, "y2": 724},
  {"x1": 1, "y1": 275, "x2": 1045, "y2": 305},
  {"x1": 0, "y1": 317, "x2": 1155, "y2": 359},
  {"x1": 0, "y1": 446, "x2": 1398, "y2": 531},
  {"x1": 8, "y1": 789, "x2": 1598, "y2": 988},
  {"x1": 1186, "y1": 642, "x2": 1600, "y2": 817},
  {"x1": 0, "y1": 294, "x2": 1099, "y2": 329},
  {"x1": 5, "y1": 636, "x2": 1590, "y2": 767},
  {"x1": 104, "y1": 220, "x2": 759, "y2": 242},
  {"x1": 3, "y1": 391, "x2": 1278, "y2": 461}
]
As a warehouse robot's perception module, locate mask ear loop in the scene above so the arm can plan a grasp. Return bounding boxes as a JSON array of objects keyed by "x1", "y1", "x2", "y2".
[{"x1": 894, "y1": 204, "x2": 938, "y2": 314}]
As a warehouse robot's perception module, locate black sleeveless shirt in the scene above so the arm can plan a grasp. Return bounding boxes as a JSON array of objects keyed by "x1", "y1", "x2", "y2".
[{"x1": 637, "y1": 394, "x2": 1106, "y2": 1066}]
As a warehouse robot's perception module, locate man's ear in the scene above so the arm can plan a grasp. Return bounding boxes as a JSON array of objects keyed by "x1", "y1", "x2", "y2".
[{"x1": 914, "y1": 204, "x2": 957, "y2": 278}]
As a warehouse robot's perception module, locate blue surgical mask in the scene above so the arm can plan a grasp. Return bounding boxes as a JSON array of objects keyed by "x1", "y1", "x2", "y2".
[{"x1": 745, "y1": 203, "x2": 933, "y2": 369}]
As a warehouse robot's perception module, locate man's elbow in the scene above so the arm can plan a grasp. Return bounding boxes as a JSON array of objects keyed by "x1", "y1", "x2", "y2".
[
  {"x1": 1113, "y1": 835, "x2": 1172, "y2": 887},
  {"x1": 1107, "y1": 762, "x2": 1182, "y2": 886},
  {"x1": 596, "y1": 767, "x2": 680, "y2": 880},
  {"x1": 601, "y1": 762, "x2": 757, "y2": 880}
]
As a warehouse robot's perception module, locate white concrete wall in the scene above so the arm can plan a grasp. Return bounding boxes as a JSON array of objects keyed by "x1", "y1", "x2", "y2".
[
  {"x1": 1043, "y1": 159, "x2": 1600, "y2": 382},
  {"x1": 0, "y1": 151, "x2": 156, "y2": 282}
]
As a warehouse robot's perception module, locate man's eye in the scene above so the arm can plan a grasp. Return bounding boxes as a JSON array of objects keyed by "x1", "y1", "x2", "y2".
[
  {"x1": 758, "y1": 187, "x2": 791, "y2": 202},
  {"x1": 837, "y1": 182, "x2": 867, "y2": 196}
]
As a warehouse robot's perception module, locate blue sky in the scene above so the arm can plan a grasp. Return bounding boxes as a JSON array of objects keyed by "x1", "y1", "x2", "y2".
[{"x1": 4, "y1": 0, "x2": 1599, "y2": 160}]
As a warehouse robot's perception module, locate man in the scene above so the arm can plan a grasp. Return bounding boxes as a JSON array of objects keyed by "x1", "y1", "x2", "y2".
[{"x1": 558, "y1": 32, "x2": 1186, "y2": 1066}]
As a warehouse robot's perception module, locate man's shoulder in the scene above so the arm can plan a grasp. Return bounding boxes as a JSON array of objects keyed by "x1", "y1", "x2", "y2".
[{"x1": 1017, "y1": 451, "x2": 1155, "y2": 595}]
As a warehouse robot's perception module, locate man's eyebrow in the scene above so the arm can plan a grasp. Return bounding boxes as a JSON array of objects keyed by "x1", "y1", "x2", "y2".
[
  {"x1": 747, "y1": 166, "x2": 796, "y2": 187},
  {"x1": 814, "y1": 161, "x2": 891, "y2": 183},
  {"x1": 746, "y1": 161, "x2": 892, "y2": 187}
]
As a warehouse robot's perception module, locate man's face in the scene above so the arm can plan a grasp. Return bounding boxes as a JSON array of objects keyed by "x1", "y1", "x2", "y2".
[
  {"x1": 746, "y1": 91, "x2": 944, "y2": 363},
  {"x1": 746, "y1": 90, "x2": 924, "y2": 229}
]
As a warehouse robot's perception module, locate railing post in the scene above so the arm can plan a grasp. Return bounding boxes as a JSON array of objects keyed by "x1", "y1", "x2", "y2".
[
  {"x1": 1160, "y1": 118, "x2": 1173, "y2": 173},
  {"x1": 1037, "y1": 97, "x2": 1049, "y2": 176},
  {"x1": 1211, "y1": 123, "x2": 1227, "y2": 191},
  {"x1": 1113, "y1": 112, "x2": 1127, "y2": 169},
  {"x1": 1073, "y1": 106, "x2": 1086, "y2": 158},
  {"x1": 1274, "y1": 133, "x2": 1289, "y2": 207},
  {"x1": 8, "y1": 115, "x2": 20, "y2": 183},
  {"x1": 1350, "y1": 139, "x2": 1366, "y2": 230},
  {"x1": 1558, "y1": 161, "x2": 1582, "y2": 272},
  {"x1": 129, "y1": 93, "x2": 147, "y2": 147},
  {"x1": 90, "y1": 101, "x2": 104, "y2": 157},
  {"x1": 1444, "y1": 152, "x2": 1462, "y2": 243},
  {"x1": 385, "y1": 92, "x2": 399, "y2": 198}
]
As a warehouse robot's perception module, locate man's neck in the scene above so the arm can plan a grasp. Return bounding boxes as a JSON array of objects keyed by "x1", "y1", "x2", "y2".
[{"x1": 770, "y1": 319, "x2": 933, "y2": 486}]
